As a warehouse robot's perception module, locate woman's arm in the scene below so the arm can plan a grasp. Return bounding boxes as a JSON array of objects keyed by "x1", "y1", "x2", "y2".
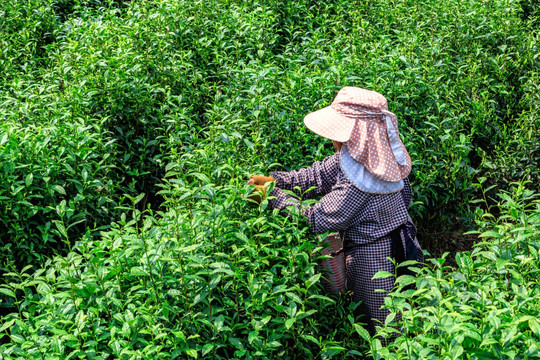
[
  {"x1": 269, "y1": 179, "x2": 371, "y2": 234},
  {"x1": 270, "y1": 153, "x2": 340, "y2": 199}
]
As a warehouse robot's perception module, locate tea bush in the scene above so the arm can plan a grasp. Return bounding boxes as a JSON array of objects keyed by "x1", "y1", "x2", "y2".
[
  {"x1": 0, "y1": 0, "x2": 202, "y2": 270},
  {"x1": 0, "y1": 0, "x2": 539, "y2": 358},
  {"x1": 0, "y1": 183, "x2": 370, "y2": 358},
  {"x1": 0, "y1": 119, "x2": 123, "y2": 268},
  {"x1": 2, "y1": 0, "x2": 538, "y2": 268},
  {"x1": 373, "y1": 182, "x2": 540, "y2": 359}
]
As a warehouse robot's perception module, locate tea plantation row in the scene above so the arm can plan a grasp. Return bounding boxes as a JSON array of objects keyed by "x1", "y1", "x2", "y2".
[
  {"x1": 0, "y1": 0, "x2": 539, "y2": 358},
  {"x1": 374, "y1": 184, "x2": 540, "y2": 359},
  {"x1": 1, "y1": 0, "x2": 539, "y2": 270},
  {"x1": 2, "y1": 178, "x2": 539, "y2": 358}
]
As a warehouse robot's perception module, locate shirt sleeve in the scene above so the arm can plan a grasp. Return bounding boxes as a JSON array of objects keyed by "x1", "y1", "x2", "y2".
[
  {"x1": 402, "y1": 177, "x2": 412, "y2": 209},
  {"x1": 269, "y1": 179, "x2": 372, "y2": 234},
  {"x1": 270, "y1": 154, "x2": 340, "y2": 199}
]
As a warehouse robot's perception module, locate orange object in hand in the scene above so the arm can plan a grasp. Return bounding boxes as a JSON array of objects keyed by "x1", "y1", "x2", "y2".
[
  {"x1": 247, "y1": 184, "x2": 266, "y2": 204},
  {"x1": 246, "y1": 175, "x2": 275, "y2": 204}
]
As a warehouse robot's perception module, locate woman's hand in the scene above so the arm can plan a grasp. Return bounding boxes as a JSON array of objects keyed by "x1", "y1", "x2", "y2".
[
  {"x1": 247, "y1": 185, "x2": 265, "y2": 204},
  {"x1": 246, "y1": 175, "x2": 275, "y2": 204}
]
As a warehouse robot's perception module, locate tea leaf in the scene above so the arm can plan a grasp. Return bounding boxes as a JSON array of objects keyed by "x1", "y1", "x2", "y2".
[
  {"x1": 54, "y1": 185, "x2": 67, "y2": 195},
  {"x1": 372, "y1": 271, "x2": 394, "y2": 280}
]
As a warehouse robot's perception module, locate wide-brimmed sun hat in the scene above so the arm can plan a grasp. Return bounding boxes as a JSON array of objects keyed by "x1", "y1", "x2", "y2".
[{"x1": 304, "y1": 87, "x2": 411, "y2": 183}]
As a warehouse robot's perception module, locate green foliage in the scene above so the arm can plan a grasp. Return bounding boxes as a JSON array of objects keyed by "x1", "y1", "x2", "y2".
[
  {"x1": 0, "y1": 187, "x2": 369, "y2": 358},
  {"x1": 0, "y1": 0, "x2": 539, "y2": 358},
  {"x1": 1, "y1": 0, "x2": 538, "y2": 268},
  {"x1": 374, "y1": 183, "x2": 540, "y2": 359},
  {"x1": 0, "y1": 120, "x2": 123, "y2": 269}
]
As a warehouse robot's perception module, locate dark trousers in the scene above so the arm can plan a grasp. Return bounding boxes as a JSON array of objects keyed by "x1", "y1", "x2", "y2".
[{"x1": 345, "y1": 236, "x2": 395, "y2": 335}]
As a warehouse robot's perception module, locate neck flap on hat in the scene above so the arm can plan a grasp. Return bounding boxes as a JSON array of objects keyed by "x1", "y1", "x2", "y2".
[{"x1": 345, "y1": 108, "x2": 411, "y2": 182}]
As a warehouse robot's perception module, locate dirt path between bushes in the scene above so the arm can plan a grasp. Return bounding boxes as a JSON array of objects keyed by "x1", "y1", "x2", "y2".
[{"x1": 418, "y1": 230, "x2": 479, "y2": 269}]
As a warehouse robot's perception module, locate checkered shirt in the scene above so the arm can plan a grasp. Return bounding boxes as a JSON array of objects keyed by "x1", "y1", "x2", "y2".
[
  {"x1": 269, "y1": 153, "x2": 420, "y2": 334},
  {"x1": 269, "y1": 153, "x2": 412, "y2": 246}
]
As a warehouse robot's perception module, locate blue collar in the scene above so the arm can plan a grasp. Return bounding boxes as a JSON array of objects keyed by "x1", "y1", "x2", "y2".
[{"x1": 340, "y1": 144, "x2": 404, "y2": 194}]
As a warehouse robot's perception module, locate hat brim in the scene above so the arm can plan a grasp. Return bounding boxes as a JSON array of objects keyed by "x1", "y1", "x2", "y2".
[{"x1": 303, "y1": 106, "x2": 355, "y2": 142}]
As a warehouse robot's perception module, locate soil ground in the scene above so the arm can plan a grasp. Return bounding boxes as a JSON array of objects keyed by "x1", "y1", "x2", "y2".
[{"x1": 418, "y1": 229, "x2": 479, "y2": 268}]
